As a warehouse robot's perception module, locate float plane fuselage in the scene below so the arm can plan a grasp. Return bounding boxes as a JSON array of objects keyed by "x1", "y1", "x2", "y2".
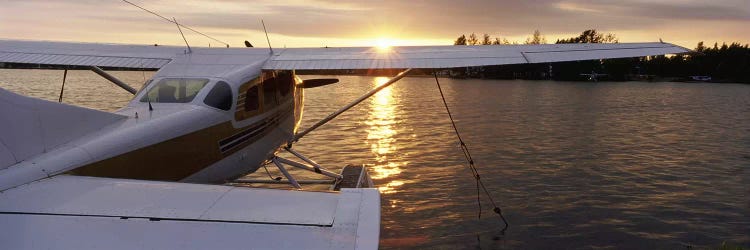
[{"x1": 0, "y1": 49, "x2": 304, "y2": 190}]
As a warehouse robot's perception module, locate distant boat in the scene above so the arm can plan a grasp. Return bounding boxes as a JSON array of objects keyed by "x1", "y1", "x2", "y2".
[
  {"x1": 688, "y1": 75, "x2": 712, "y2": 82},
  {"x1": 580, "y1": 71, "x2": 608, "y2": 82}
]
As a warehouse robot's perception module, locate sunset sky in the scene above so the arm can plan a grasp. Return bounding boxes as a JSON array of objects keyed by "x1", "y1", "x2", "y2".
[{"x1": 1, "y1": 0, "x2": 748, "y2": 49}]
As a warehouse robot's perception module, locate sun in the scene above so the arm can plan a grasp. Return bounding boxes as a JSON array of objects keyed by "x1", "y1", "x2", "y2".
[{"x1": 375, "y1": 38, "x2": 394, "y2": 51}]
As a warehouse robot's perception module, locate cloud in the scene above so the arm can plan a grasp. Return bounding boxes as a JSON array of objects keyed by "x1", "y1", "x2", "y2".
[
  {"x1": 555, "y1": 0, "x2": 750, "y2": 21},
  {"x1": 1, "y1": 0, "x2": 748, "y2": 47}
]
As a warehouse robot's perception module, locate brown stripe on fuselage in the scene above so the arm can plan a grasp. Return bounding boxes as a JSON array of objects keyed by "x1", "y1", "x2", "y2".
[
  {"x1": 69, "y1": 106, "x2": 293, "y2": 182},
  {"x1": 219, "y1": 105, "x2": 292, "y2": 154}
]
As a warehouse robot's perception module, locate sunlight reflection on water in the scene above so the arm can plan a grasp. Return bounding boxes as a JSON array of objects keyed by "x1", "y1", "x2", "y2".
[{"x1": 366, "y1": 77, "x2": 405, "y2": 194}]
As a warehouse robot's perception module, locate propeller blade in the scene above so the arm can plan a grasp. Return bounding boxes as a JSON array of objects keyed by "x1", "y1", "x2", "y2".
[{"x1": 301, "y1": 78, "x2": 339, "y2": 88}]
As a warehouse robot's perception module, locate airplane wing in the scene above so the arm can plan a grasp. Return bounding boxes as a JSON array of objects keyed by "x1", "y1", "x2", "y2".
[
  {"x1": 0, "y1": 40, "x2": 269, "y2": 70},
  {"x1": 0, "y1": 40, "x2": 183, "y2": 69},
  {"x1": 1, "y1": 39, "x2": 689, "y2": 70},
  {"x1": 263, "y1": 42, "x2": 689, "y2": 70},
  {"x1": 0, "y1": 175, "x2": 380, "y2": 249}
]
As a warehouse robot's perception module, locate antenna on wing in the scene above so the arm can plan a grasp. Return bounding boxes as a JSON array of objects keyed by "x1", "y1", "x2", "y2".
[
  {"x1": 173, "y1": 17, "x2": 192, "y2": 54},
  {"x1": 262, "y1": 19, "x2": 274, "y2": 54}
]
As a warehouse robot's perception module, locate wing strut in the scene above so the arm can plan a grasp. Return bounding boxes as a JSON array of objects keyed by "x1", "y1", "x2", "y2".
[
  {"x1": 290, "y1": 68, "x2": 412, "y2": 144},
  {"x1": 90, "y1": 66, "x2": 137, "y2": 94},
  {"x1": 272, "y1": 157, "x2": 301, "y2": 189},
  {"x1": 58, "y1": 69, "x2": 67, "y2": 102}
]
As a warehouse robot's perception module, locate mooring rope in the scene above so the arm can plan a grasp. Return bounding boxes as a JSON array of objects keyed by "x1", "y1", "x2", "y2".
[{"x1": 433, "y1": 73, "x2": 509, "y2": 233}]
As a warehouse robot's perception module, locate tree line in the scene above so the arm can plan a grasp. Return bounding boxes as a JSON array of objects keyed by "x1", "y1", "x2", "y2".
[{"x1": 452, "y1": 30, "x2": 750, "y2": 83}]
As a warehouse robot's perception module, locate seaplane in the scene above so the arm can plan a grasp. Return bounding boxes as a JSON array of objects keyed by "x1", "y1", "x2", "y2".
[{"x1": 0, "y1": 28, "x2": 688, "y2": 248}]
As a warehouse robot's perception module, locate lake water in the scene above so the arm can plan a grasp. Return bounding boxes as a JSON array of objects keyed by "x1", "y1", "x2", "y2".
[{"x1": 1, "y1": 69, "x2": 748, "y2": 249}]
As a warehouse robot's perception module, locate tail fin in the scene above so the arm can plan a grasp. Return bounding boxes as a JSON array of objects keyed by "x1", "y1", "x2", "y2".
[{"x1": 0, "y1": 88, "x2": 126, "y2": 169}]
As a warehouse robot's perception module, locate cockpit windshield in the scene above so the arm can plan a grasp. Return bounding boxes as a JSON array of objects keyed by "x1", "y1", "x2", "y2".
[{"x1": 139, "y1": 78, "x2": 210, "y2": 103}]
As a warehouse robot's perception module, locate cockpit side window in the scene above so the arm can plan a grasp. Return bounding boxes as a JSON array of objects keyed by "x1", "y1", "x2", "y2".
[
  {"x1": 262, "y1": 77, "x2": 278, "y2": 108},
  {"x1": 140, "y1": 78, "x2": 209, "y2": 103},
  {"x1": 234, "y1": 71, "x2": 286, "y2": 121},
  {"x1": 244, "y1": 85, "x2": 260, "y2": 112},
  {"x1": 278, "y1": 71, "x2": 293, "y2": 98},
  {"x1": 235, "y1": 79, "x2": 261, "y2": 121},
  {"x1": 203, "y1": 81, "x2": 233, "y2": 111}
]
